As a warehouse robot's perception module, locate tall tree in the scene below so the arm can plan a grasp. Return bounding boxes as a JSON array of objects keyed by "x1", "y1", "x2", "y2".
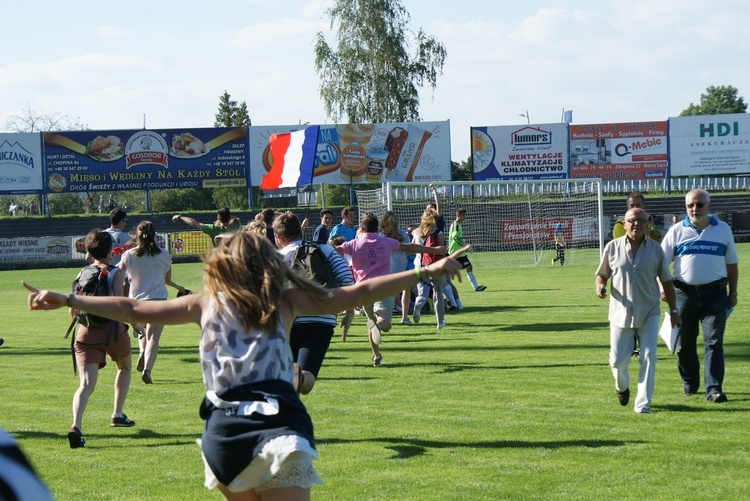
[
  {"x1": 314, "y1": 0, "x2": 446, "y2": 123},
  {"x1": 680, "y1": 85, "x2": 747, "y2": 116},
  {"x1": 214, "y1": 91, "x2": 252, "y2": 127}
]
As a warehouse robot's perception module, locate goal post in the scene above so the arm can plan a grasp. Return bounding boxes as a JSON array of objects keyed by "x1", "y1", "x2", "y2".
[{"x1": 355, "y1": 179, "x2": 604, "y2": 269}]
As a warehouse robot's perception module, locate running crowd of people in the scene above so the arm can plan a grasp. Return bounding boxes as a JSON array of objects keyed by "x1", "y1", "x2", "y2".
[
  {"x1": 18, "y1": 186, "x2": 489, "y2": 500},
  {"x1": 18, "y1": 187, "x2": 738, "y2": 500}
]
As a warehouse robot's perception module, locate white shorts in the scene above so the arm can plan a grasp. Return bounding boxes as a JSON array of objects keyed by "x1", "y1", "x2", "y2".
[{"x1": 203, "y1": 434, "x2": 322, "y2": 493}]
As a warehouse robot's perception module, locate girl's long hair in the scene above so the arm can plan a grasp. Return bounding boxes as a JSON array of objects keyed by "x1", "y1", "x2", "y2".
[
  {"x1": 201, "y1": 232, "x2": 332, "y2": 333},
  {"x1": 133, "y1": 221, "x2": 161, "y2": 257},
  {"x1": 380, "y1": 210, "x2": 403, "y2": 242},
  {"x1": 416, "y1": 209, "x2": 438, "y2": 239}
]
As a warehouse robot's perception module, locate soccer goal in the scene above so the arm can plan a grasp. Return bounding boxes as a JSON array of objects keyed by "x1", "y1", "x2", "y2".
[{"x1": 355, "y1": 179, "x2": 604, "y2": 269}]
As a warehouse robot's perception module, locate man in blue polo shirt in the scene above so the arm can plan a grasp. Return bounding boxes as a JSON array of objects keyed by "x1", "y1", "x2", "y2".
[
  {"x1": 661, "y1": 189, "x2": 739, "y2": 403},
  {"x1": 329, "y1": 207, "x2": 357, "y2": 242}
]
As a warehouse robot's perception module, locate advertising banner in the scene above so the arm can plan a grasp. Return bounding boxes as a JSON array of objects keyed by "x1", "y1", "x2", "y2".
[
  {"x1": 249, "y1": 121, "x2": 451, "y2": 186},
  {"x1": 569, "y1": 121, "x2": 667, "y2": 180},
  {"x1": 43, "y1": 127, "x2": 248, "y2": 193},
  {"x1": 0, "y1": 236, "x2": 72, "y2": 262},
  {"x1": 471, "y1": 123, "x2": 569, "y2": 180},
  {"x1": 71, "y1": 232, "x2": 169, "y2": 261},
  {"x1": 168, "y1": 231, "x2": 213, "y2": 256},
  {"x1": 669, "y1": 113, "x2": 750, "y2": 176},
  {"x1": 498, "y1": 216, "x2": 598, "y2": 245},
  {"x1": 0, "y1": 133, "x2": 44, "y2": 194},
  {"x1": 499, "y1": 217, "x2": 572, "y2": 244}
]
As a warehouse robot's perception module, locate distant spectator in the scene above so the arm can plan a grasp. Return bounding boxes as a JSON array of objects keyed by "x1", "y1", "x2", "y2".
[
  {"x1": 106, "y1": 195, "x2": 117, "y2": 212},
  {"x1": 329, "y1": 207, "x2": 357, "y2": 242},
  {"x1": 260, "y1": 208, "x2": 277, "y2": 243},
  {"x1": 9, "y1": 199, "x2": 19, "y2": 217},
  {"x1": 313, "y1": 209, "x2": 334, "y2": 244}
]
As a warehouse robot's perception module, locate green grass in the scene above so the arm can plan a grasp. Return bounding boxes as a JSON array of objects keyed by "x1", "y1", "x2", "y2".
[{"x1": 1, "y1": 247, "x2": 749, "y2": 500}]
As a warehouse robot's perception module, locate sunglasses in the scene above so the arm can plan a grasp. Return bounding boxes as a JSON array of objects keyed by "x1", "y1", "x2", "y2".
[
  {"x1": 625, "y1": 218, "x2": 648, "y2": 224},
  {"x1": 686, "y1": 203, "x2": 706, "y2": 209}
]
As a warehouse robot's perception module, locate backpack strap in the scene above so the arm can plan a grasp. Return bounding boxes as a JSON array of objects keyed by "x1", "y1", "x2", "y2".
[
  {"x1": 64, "y1": 317, "x2": 78, "y2": 374},
  {"x1": 64, "y1": 317, "x2": 77, "y2": 339}
]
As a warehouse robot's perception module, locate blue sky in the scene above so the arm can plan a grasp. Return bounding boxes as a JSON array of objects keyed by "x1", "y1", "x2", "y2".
[{"x1": 1, "y1": 0, "x2": 748, "y2": 162}]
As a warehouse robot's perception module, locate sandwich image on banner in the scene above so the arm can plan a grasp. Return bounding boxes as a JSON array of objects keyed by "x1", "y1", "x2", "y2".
[{"x1": 260, "y1": 126, "x2": 320, "y2": 190}]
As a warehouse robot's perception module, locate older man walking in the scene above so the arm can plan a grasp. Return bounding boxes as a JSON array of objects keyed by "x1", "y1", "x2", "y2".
[
  {"x1": 661, "y1": 189, "x2": 738, "y2": 403},
  {"x1": 596, "y1": 208, "x2": 680, "y2": 414}
]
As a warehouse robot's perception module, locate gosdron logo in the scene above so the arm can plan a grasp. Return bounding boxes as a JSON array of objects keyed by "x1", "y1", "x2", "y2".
[
  {"x1": 700, "y1": 122, "x2": 739, "y2": 138},
  {"x1": 511, "y1": 126, "x2": 552, "y2": 146}
]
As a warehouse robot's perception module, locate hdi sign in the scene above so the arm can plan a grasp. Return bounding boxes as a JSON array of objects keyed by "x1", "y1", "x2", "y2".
[{"x1": 700, "y1": 121, "x2": 739, "y2": 138}]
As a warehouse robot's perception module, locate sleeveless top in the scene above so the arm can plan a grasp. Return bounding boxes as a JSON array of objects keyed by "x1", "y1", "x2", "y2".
[{"x1": 200, "y1": 293, "x2": 294, "y2": 394}]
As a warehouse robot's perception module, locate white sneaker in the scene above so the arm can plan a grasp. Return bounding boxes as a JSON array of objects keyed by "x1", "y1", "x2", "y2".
[
  {"x1": 437, "y1": 320, "x2": 446, "y2": 330},
  {"x1": 400, "y1": 317, "x2": 412, "y2": 325},
  {"x1": 413, "y1": 308, "x2": 421, "y2": 325}
]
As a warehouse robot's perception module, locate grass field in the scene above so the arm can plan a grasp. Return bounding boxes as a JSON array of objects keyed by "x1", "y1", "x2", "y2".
[{"x1": 1, "y1": 246, "x2": 749, "y2": 500}]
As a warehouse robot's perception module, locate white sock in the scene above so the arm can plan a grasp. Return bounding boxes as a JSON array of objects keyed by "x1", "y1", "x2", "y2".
[
  {"x1": 443, "y1": 285, "x2": 456, "y2": 307},
  {"x1": 467, "y1": 271, "x2": 479, "y2": 290}
]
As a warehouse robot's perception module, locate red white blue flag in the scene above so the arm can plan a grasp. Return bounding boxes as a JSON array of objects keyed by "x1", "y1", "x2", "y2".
[{"x1": 260, "y1": 126, "x2": 319, "y2": 190}]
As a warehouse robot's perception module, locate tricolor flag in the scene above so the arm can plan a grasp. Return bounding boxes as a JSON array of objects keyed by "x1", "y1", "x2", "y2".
[{"x1": 260, "y1": 126, "x2": 319, "y2": 190}]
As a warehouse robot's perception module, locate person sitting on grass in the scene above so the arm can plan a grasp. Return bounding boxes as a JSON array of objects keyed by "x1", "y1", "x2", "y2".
[{"x1": 24, "y1": 231, "x2": 468, "y2": 500}]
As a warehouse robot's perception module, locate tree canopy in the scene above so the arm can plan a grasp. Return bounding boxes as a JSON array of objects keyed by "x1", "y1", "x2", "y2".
[
  {"x1": 314, "y1": 0, "x2": 446, "y2": 124},
  {"x1": 680, "y1": 85, "x2": 747, "y2": 116},
  {"x1": 214, "y1": 91, "x2": 252, "y2": 127}
]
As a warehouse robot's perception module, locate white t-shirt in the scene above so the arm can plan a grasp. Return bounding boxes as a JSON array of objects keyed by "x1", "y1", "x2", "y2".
[{"x1": 120, "y1": 248, "x2": 172, "y2": 300}]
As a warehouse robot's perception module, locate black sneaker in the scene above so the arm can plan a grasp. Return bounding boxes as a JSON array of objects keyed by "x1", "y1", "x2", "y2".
[
  {"x1": 616, "y1": 388, "x2": 630, "y2": 406},
  {"x1": 708, "y1": 391, "x2": 728, "y2": 403},
  {"x1": 475, "y1": 285, "x2": 487, "y2": 292},
  {"x1": 110, "y1": 414, "x2": 136, "y2": 427},
  {"x1": 68, "y1": 426, "x2": 85, "y2": 449}
]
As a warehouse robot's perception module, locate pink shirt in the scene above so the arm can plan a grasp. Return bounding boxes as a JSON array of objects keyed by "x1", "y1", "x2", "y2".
[{"x1": 340, "y1": 233, "x2": 400, "y2": 282}]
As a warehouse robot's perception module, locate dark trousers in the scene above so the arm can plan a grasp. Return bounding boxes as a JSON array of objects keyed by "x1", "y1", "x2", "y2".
[
  {"x1": 289, "y1": 322, "x2": 334, "y2": 378},
  {"x1": 675, "y1": 286, "x2": 728, "y2": 396},
  {"x1": 553, "y1": 243, "x2": 565, "y2": 265}
]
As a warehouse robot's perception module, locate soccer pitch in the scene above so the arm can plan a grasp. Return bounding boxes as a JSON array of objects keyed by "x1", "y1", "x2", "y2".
[{"x1": 1, "y1": 245, "x2": 749, "y2": 500}]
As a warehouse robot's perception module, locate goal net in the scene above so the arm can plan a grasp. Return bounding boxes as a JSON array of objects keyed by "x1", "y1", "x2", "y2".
[{"x1": 355, "y1": 179, "x2": 604, "y2": 269}]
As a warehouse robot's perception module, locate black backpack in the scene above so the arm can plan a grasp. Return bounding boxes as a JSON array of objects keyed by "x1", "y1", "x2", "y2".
[
  {"x1": 290, "y1": 242, "x2": 338, "y2": 289},
  {"x1": 68, "y1": 264, "x2": 116, "y2": 331}
]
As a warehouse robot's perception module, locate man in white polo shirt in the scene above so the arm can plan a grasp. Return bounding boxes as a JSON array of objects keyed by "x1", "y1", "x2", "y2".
[{"x1": 661, "y1": 189, "x2": 739, "y2": 403}]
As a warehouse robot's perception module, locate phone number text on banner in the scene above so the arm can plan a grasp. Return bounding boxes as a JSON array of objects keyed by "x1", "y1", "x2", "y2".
[{"x1": 43, "y1": 127, "x2": 248, "y2": 193}]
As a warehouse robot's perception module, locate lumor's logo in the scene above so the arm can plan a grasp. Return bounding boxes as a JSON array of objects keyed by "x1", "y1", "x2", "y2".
[{"x1": 511, "y1": 126, "x2": 551, "y2": 146}]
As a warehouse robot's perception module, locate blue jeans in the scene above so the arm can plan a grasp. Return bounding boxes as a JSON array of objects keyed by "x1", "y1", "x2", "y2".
[{"x1": 675, "y1": 286, "x2": 728, "y2": 396}]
